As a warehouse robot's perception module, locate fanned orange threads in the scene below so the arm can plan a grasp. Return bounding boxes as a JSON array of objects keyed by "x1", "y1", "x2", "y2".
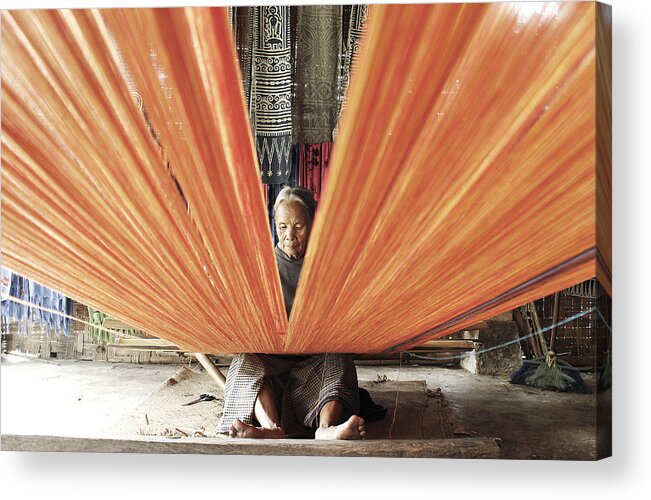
[
  {"x1": 388, "y1": 352, "x2": 403, "y2": 440},
  {"x1": 1, "y1": 9, "x2": 285, "y2": 353},
  {"x1": 286, "y1": 3, "x2": 603, "y2": 353},
  {"x1": 98, "y1": 8, "x2": 287, "y2": 347},
  {"x1": 1, "y1": 4, "x2": 608, "y2": 355}
]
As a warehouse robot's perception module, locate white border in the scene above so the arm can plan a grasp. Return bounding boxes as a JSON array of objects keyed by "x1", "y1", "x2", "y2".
[{"x1": 1, "y1": 1, "x2": 649, "y2": 498}]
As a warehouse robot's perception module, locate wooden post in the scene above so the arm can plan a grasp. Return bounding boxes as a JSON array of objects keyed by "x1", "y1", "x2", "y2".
[
  {"x1": 513, "y1": 308, "x2": 532, "y2": 358},
  {"x1": 41, "y1": 327, "x2": 52, "y2": 359},
  {"x1": 194, "y1": 353, "x2": 226, "y2": 389},
  {"x1": 549, "y1": 292, "x2": 561, "y2": 353},
  {"x1": 527, "y1": 302, "x2": 548, "y2": 356}
]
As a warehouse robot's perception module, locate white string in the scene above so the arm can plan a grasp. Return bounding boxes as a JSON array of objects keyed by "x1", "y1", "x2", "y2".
[
  {"x1": 413, "y1": 306, "x2": 610, "y2": 362},
  {"x1": 2, "y1": 294, "x2": 135, "y2": 340},
  {"x1": 388, "y1": 351, "x2": 402, "y2": 439},
  {"x1": 3, "y1": 294, "x2": 611, "y2": 358}
]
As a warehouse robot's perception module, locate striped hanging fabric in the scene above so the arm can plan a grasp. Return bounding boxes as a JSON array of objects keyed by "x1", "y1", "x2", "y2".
[
  {"x1": 334, "y1": 5, "x2": 369, "y2": 138},
  {"x1": 294, "y1": 5, "x2": 343, "y2": 144},
  {"x1": 251, "y1": 6, "x2": 294, "y2": 184},
  {"x1": 297, "y1": 142, "x2": 334, "y2": 202}
]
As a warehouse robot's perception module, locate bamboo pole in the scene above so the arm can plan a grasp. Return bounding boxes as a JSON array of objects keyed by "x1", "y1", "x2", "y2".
[
  {"x1": 194, "y1": 352, "x2": 226, "y2": 389},
  {"x1": 550, "y1": 292, "x2": 560, "y2": 352}
]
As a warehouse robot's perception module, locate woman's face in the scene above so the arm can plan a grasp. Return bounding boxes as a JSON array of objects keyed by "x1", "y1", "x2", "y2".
[{"x1": 275, "y1": 200, "x2": 312, "y2": 259}]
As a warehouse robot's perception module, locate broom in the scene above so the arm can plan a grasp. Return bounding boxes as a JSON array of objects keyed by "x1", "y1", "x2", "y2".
[{"x1": 510, "y1": 293, "x2": 589, "y2": 393}]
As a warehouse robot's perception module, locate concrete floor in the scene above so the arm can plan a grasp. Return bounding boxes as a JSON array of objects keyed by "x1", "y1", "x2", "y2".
[
  {"x1": 369, "y1": 364, "x2": 602, "y2": 460},
  {"x1": 0, "y1": 354, "x2": 178, "y2": 437},
  {"x1": 0, "y1": 353, "x2": 604, "y2": 459}
]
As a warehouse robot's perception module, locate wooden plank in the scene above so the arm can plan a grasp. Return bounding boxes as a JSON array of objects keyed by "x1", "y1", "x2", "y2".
[
  {"x1": 414, "y1": 340, "x2": 476, "y2": 350},
  {"x1": 1, "y1": 434, "x2": 501, "y2": 459},
  {"x1": 514, "y1": 307, "x2": 536, "y2": 358},
  {"x1": 557, "y1": 355, "x2": 598, "y2": 367},
  {"x1": 40, "y1": 330, "x2": 51, "y2": 359},
  {"x1": 354, "y1": 359, "x2": 458, "y2": 366},
  {"x1": 102, "y1": 318, "x2": 139, "y2": 330},
  {"x1": 528, "y1": 303, "x2": 548, "y2": 357},
  {"x1": 354, "y1": 353, "x2": 462, "y2": 365},
  {"x1": 460, "y1": 321, "x2": 489, "y2": 331},
  {"x1": 106, "y1": 345, "x2": 181, "y2": 351},
  {"x1": 109, "y1": 338, "x2": 179, "y2": 349}
]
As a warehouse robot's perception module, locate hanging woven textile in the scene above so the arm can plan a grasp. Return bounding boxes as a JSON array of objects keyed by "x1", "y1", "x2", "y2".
[
  {"x1": 251, "y1": 6, "x2": 293, "y2": 184},
  {"x1": 0, "y1": 270, "x2": 73, "y2": 336},
  {"x1": 334, "y1": 4, "x2": 369, "y2": 138},
  {"x1": 1, "y1": 268, "x2": 13, "y2": 319},
  {"x1": 294, "y1": 6, "x2": 343, "y2": 144},
  {"x1": 231, "y1": 6, "x2": 358, "y2": 167},
  {"x1": 229, "y1": 6, "x2": 254, "y2": 111},
  {"x1": 297, "y1": 142, "x2": 334, "y2": 203}
]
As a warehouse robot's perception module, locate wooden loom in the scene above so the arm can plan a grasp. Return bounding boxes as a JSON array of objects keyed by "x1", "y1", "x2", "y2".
[{"x1": 0, "y1": 3, "x2": 611, "y2": 354}]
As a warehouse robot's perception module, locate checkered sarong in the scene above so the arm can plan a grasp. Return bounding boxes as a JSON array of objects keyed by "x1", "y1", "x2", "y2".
[{"x1": 217, "y1": 353, "x2": 360, "y2": 438}]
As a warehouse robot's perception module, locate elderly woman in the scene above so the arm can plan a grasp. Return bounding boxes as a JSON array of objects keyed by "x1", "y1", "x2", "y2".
[{"x1": 217, "y1": 186, "x2": 366, "y2": 439}]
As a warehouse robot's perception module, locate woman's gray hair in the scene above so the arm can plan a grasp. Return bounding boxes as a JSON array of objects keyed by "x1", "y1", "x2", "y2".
[{"x1": 273, "y1": 186, "x2": 317, "y2": 221}]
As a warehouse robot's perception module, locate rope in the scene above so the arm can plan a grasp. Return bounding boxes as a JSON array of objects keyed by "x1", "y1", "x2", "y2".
[
  {"x1": 1, "y1": 294, "x2": 129, "y2": 340},
  {"x1": 3, "y1": 294, "x2": 612, "y2": 358},
  {"x1": 388, "y1": 352, "x2": 403, "y2": 439}
]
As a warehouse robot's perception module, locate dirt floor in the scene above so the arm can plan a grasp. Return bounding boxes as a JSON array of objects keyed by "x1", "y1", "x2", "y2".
[{"x1": 0, "y1": 353, "x2": 605, "y2": 459}]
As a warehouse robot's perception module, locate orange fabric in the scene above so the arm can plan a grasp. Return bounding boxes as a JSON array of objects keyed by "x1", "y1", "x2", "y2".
[
  {"x1": 285, "y1": 3, "x2": 602, "y2": 353},
  {"x1": 1, "y1": 9, "x2": 286, "y2": 353},
  {"x1": 1, "y1": 4, "x2": 608, "y2": 354}
]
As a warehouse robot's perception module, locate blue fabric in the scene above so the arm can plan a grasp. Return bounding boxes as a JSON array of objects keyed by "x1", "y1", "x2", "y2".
[
  {"x1": 64, "y1": 297, "x2": 73, "y2": 335},
  {"x1": 33, "y1": 283, "x2": 45, "y2": 328},
  {"x1": 53, "y1": 292, "x2": 60, "y2": 334},
  {"x1": 42, "y1": 286, "x2": 53, "y2": 328},
  {"x1": 6, "y1": 274, "x2": 19, "y2": 319},
  {"x1": 56, "y1": 292, "x2": 67, "y2": 335},
  {"x1": 1, "y1": 267, "x2": 72, "y2": 336},
  {"x1": 16, "y1": 276, "x2": 30, "y2": 334},
  {"x1": 29, "y1": 281, "x2": 38, "y2": 324},
  {"x1": 1, "y1": 268, "x2": 13, "y2": 318}
]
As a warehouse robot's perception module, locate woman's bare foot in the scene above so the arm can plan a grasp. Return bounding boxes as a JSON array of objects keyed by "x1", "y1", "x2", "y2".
[
  {"x1": 228, "y1": 418, "x2": 285, "y2": 439},
  {"x1": 315, "y1": 415, "x2": 366, "y2": 440}
]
